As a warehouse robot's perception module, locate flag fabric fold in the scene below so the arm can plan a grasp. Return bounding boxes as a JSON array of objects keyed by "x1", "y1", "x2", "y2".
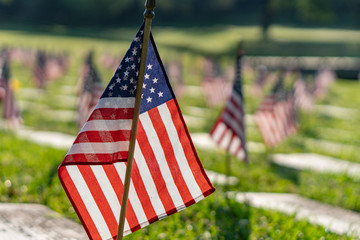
[
  {"x1": 210, "y1": 50, "x2": 247, "y2": 161},
  {"x1": 58, "y1": 24, "x2": 215, "y2": 240}
]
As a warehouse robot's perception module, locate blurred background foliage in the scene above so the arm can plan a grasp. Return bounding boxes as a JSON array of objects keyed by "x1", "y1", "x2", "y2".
[{"x1": 0, "y1": 0, "x2": 359, "y2": 32}]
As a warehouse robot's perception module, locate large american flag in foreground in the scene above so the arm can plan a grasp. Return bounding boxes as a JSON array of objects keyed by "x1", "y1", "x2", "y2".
[
  {"x1": 210, "y1": 50, "x2": 247, "y2": 161},
  {"x1": 58, "y1": 24, "x2": 215, "y2": 240},
  {"x1": 254, "y1": 78, "x2": 297, "y2": 147}
]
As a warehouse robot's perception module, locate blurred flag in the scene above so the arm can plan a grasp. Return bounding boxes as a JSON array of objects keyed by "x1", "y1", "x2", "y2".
[
  {"x1": 251, "y1": 64, "x2": 268, "y2": 96},
  {"x1": 33, "y1": 50, "x2": 47, "y2": 88},
  {"x1": 210, "y1": 48, "x2": 247, "y2": 161},
  {"x1": 58, "y1": 24, "x2": 215, "y2": 240},
  {"x1": 167, "y1": 60, "x2": 184, "y2": 98},
  {"x1": 293, "y1": 76, "x2": 313, "y2": 111},
  {"x1": 0, "y1": 49, "x2": 21, "y2": 127},
  {"x1": 201, "y1": 58, "x2": 231, "y2": 106},
  {"x1": 46, "y1": 52, "x2": 69, "y2": 80},
  {"x1": 76, "y1": 51, "x2": 104, "y2": 128},
  {"x1": 254, "y1": 76, "x2": 297, "y2": 147},
  {"x1": 314, "y1": 67, "x2": 335, "y2": 99}
]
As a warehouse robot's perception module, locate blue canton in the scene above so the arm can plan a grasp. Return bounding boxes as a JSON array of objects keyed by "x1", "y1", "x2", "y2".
[{"x1": 102, "y1": 23, "x2": 173, "y2": 114}]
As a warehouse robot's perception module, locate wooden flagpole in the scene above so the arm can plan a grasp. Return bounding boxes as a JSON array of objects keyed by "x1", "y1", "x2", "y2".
[{"x1": 116, "y1": 1, "x2": 155, "y2": 239}]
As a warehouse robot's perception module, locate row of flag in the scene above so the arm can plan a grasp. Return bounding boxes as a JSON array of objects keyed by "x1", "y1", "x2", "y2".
[
  {"x1": 1, "y1": 23, "x2": 335, "y2": 240},
  {"x1": 4, "y1": 47, "x2": 69, "y2": 89}
]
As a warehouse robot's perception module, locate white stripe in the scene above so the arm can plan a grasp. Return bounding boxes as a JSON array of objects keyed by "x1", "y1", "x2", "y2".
[
  {"x1": 229, "y1": 136, "x2": 240, "y2": 154},
  {"x1": 90, "y1": 166, "x2": 130, "y2": 232},
  {"x1": 263, "y1": 111, "x2": 281, "y2": 145},
  {"x1": 219, "y1": 128, "x2": 232, "y2": 149},
  {"x1": 80, "y1": 119, "x2": 132, "y2": 133},
  {"x1": 134, "y1": 141, "x2": 166, "y2": 218},
  {"x1": 114, "y1": 162, "x2": 149, "y2": 227},
  {"x1": 158, "y1": 103, "x2": 203, "y2": 200},
  {"x1": 236, "y1": 149, "x2": 245, "y2": 159},
  {"x1": 255, "y1": 112, "x2": 275, "y2": 146},
  {"x1": 139, "y1": 111, "x2": 184, "y2": 210},
  {"x1": 95, "y1": 97, "x2": 135, "y2": 109},
  {"x1": 257, "y1": 112, "x2": 279, "y2": 146},
  {"x1": 274, "y1": 103, "x2": 287, "y2": 139},
  {"x1": 68, "y1": 141, "x2": 129, "y2": 154},
  {"x1": 65, "y1": 166, "x2": 112, "y2": 240},
  {"x1": 211, "y1": 122, "x2": 226, "y2": 142}
]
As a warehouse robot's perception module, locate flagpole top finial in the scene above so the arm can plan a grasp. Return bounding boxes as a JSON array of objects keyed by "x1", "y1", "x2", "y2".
[{"x1": 144, "y1": 0, "x2": 156, "y2": 19}]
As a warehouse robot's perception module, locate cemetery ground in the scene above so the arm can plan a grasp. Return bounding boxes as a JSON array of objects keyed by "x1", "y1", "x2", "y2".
[{"x1": 1, "y1": 25, "x2": 360, "y2": 239}]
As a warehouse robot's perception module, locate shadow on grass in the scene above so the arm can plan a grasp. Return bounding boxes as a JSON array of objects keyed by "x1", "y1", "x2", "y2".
[
  {"x1": 270, "y1": 162, "x2": 300, "y2": 185},
  {"x1": 214, "y1": 195, "x2": 251, "y2": 240}
]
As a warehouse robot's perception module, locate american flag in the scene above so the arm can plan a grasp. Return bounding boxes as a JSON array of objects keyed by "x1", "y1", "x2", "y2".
[
  {"x1": 254, "y1": 77, "x2": 297, "y2": 147},
  {"x1": 201, "y1": 58, "x2": 232, "y2": 107},
  {"x1": 77, "y1": 52, "x2": 104, "y2": 128},
  {"x1": 210, "y1": 49, "x2": 247, "y2": 161},
  {"x1": 0, "y1": 50, "x2": 21, "y2": 126},
  {"x1": 33, "y1": 50, "x2": 47, "y2": 89},
  {"x1": 314, "y1": 67, "x2": 335, "y2": 99},
  {"x1": 251, "y1": 64, "x2": 268, "y2": 96},
  {"x1": 293, "y1": 76, "x2": 313, "y2": 111},
  {"x1": 58, "y1": 24, "x2": 215, "y2": 240}
]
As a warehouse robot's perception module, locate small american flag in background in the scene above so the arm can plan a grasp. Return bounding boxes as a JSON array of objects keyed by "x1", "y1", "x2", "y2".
[
  {"x1": 210, "y1": 50, "x2": 247, "y2": 161},
  {"x1": 58, "y1": 24, "x2": 215, "y2": 240},
  {"x1": 201, "y1": 58, "x2": 232, "y2": 107},
  {"x1": 254, "y1": 77, "x2": 297, "y2": 147},
  {"x1": 33, "y1": 50, "x2": 47, "y2": 89},
  {"x1": 77, "y1": 52, "x2": 104, "y2": 128},
  {"x1": 0, "y1": 50, "x2": 21, "y2": 126},
  {"x1": 293, "y1": 77, "x2": 313, "y2": 111}
]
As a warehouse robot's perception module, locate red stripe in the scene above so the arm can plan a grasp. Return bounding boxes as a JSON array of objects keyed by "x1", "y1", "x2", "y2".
[
  {"x1": 234, "y1": 144, "x2": 245, "y2": 158},
  {"x1": 136, "y1": 120, "x2": 176, "y2": 213},
  {"x1": 228, "y1": 95, "x2": 243, "y2": 115},
  {"x1": 88, "y1": 108, "x2": 134, "y2": 121},
  {"x1": 255, "y1": 111, "x2": 277, "y2": 146},
  {"x1": 267, "y1": 112, "x2": 282, "y2": 146},
  {"x1": 274, "y1": 102, "x2": 287, "y2": 140},
  {"x1": 166, "y1": 100, "x2": 214, "y2": 195},
  {"x1": 63, "y1": 152, "x2": 128, "y2": 164},
  {"x1": 131, "y1": 160, "x2": 159, "y2": 223},
  {"x1": 224, "y1": 104, "x2": 243, "y2": 125},
  {"x1": 222, "y1": 110, "x2": 245, "y2": 140},
  {"x1": 102, "y1": 164, "x2": 139, "y2": 234},
  {"x1": 74, "y1": 130, "x2": 131, "y2": 143},
  {"x1": 210, "y1": 113, "x2": 224, "y2": 136},
  {"x1": 58, "y1": 166, "x2": 101, "y2": 240},
  {"x1": 148, "y1": 107, "x2": 194, "y2": 206},
  {"x1": 78, "y1": 165, "x2": 118, "y2": 238}
]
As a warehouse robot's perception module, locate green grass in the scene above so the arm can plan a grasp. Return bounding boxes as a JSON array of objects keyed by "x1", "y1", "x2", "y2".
[
  {"x1": 0, "y1": 131, "x2": 75, "y2": 220},
  {"x1": 0, "y1": 131, "x2": 353, "y2": 239},
  {"x1": 1, "y1": 24, "x2": 359, "y2": 57}
]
